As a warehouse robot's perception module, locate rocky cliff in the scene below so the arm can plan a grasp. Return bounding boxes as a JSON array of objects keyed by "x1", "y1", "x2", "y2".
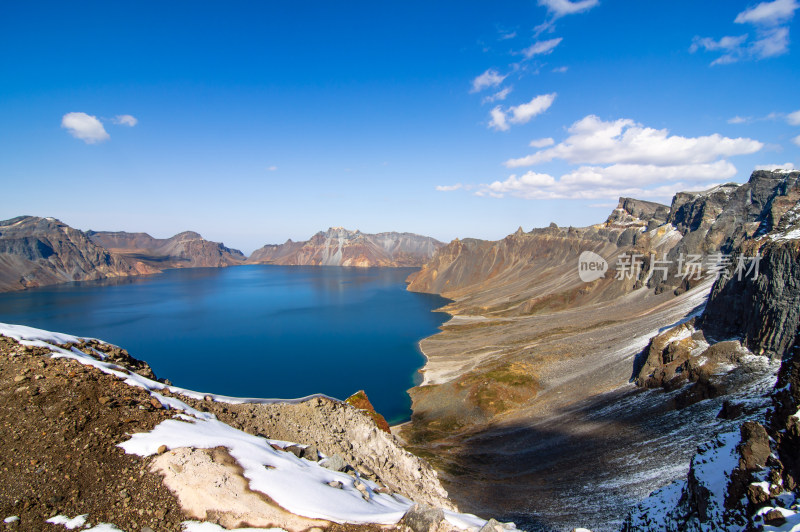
[
  {"x1": 248, "y1": 227, "x2": 443, "y2": 268},
  {"x1": 0, "y1": 216, "x2": 157, "y2": 293},
  {"x1": 625, "y1": 179, "x2": 800, "y2": 530},
  {"x1": 401, "y1": 170, "x2": 800, "y2": 530},
  {"x1": 87, "y1": 230, "x2": 246, "y2": 269}
]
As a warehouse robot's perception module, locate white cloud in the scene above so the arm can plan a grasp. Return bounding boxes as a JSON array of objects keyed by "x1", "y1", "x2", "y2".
[
  {"x1": 112, "y1": 114, "x2": 138, "y2": 127},
  {"x1": 477, "y1": 162, "x2": 735, "y2": 201},
  {"x1": 552, "y1": 66, "x2": 569, "y2": 73},
  {"x1": 728, "y1": 115, "x2": 750, "y2": 124},
  {"x1": 471, "y1": 69, "x2": 507, "y2": 93},
  {"x1": 436, "y1": 184, "x2": 463, "y2": 192},
  {"x1": 504, "y1": 115, "x2": 763, "y2": 167},
  {"x1": 509, "y1": 93, "x2": 556, "y2": 124},
  {"x1": 735, "y1": 0, "x2": 799, "y2": 25},
  {"x1": 793, "y1": 135, "x2": 800, "y2": 147},
  {"x1": 499, "y1": 30, "x2": 517, "y2": 40},
  {"x1": 538, "y1": 0, "x2": 599, "y2": 18},
  {"x1": 728, "y1": 110, "x2": 800, "y2": 125},
  {"x1": 489, "y1": 94, "x2": 556, "y2": 131},
  {"x1": 690, "y1": 34, "x2": 748, "y2": 53},
  {"x1": 267, "y1": 166, "x2": 278, "y2": 171},
  {"x1": 482, "y1": 87, "x2": 513, "y2": 104},
  {"x1": 489, "y1": 106, "x2": 510, "y2": 131},
  {"x1": 61, "y1": 112, "x2": 110, "y2": 144},
  {"x1": 750, "y1": 26, "x2": 790, "y2": 57},
  {"x1": 534, "y1": 0, "x2": 599, "y2": 36},
  {"x1": 469, "y1": 114, "x2": 764, "y2": 201},
  {"x1": 522, "y1": 38, "x2": 563, "y2": 58},
  {"x1": 755, "y1": 162, "x2": 796, "y2": 171},
  {"x1": 692, "y1": 0, "x2": 799, "y2": 64},
  {"x1": 529, "y1": 137, "x2": 555, "y2": 148}
]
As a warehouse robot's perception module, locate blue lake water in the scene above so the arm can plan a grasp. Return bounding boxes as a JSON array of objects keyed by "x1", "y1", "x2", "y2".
[{"x1": 0, "y1": 265, "x2": 449, "y2": 423}]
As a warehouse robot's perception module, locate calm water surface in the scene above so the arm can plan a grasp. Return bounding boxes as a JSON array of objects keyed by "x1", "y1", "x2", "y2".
[{"x1": 0, "y1": 265, "x2": 449, "y2": 423}]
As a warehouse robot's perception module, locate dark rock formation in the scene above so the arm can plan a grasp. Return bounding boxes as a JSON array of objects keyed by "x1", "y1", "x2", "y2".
[
  {"x1": 248, "y1": 227, "x2": 443, "y2": 268},
  {"x1": 0, "y1": 216, "x2": 157, "y2": 292},
  {"x1": 625, "y1": 172, "x2": 800, "y2": 530},
  {"x1": 700, "y1": 239, "x2": 800, "y2": 361},
  {"x1": 87, "y1": 230, "x2": 246, "y2": 269}
]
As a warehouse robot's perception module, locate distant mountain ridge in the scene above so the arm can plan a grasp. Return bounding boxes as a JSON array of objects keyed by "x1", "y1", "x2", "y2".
[
  {"x1": 0, "y1": 216, "x2": 157, "y2": 293},
  {"x1": 248, "y1": 227, "x2": 444, "y2": 268},
  {"x1": 87, "y1": 230, "x2": 246, "y2": 269},
  {"x1": 0, "y1": 219, "x2": 445, "y2": 292}
]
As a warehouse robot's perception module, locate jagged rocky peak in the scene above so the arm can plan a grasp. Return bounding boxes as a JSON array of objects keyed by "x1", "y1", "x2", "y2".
[
  {"x1": 605, "y1": 197, "x2": 670, "y2": 229},
  {"x1": 313, "y1": 226, "x2": 363, "y2": 242}
]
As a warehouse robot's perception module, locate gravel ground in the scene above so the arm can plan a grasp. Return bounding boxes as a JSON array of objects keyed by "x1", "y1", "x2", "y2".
[{"x1": 0, "y1": 335, "x2": 184, "y2": 531}]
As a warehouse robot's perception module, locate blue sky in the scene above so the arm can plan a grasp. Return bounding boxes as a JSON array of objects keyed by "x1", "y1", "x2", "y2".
[{"x1": 1, "y1": 1, "x2": 799, "y2": 253}]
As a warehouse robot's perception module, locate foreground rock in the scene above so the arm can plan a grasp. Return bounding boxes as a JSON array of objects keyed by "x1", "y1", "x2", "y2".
[
  {"x1": 248, "y1": 227, "x2": 444, "y2": 267},
  {"x1": 0, "y1": 330, "x2": 507, "y2": 531}
]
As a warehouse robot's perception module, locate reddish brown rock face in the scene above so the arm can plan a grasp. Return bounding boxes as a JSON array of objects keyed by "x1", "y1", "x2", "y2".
[
  {"x1": 247, "y1": 227, "x2": 443, "y2": 268},
  {"x1": 345, "y1": 390, "x2": 391, "y2": 434},
  {"x1": 87, "y1": 229, "x2": 246, "y2": 269}
]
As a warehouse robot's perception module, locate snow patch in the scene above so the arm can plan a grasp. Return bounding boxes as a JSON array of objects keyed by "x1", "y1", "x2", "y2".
[
  {"x1": 182, "y1": 522, "x2": 286, "y2": 532},
  {"x1": 691, "y1": 431, "x2": 742, "y2": 523},
  {"x1": 772, "y1": 229, "x2": 800, "y2": 242},
  {"x1": 46, "y1": 514, "x2": 88, "y2": 529}
]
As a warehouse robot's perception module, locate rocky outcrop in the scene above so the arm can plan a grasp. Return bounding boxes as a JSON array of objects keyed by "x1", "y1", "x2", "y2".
[
  {"x1": 605, "y1": 197, "x2": 670, "y2": 230},
  {"x1": 346, "y1": 390, "x2": 392, "y2": 433},
  {"x1": 248, "y1": 227, "x2": 443, "y2": 268},
  {"x1": 625, "y1": 174, "x2": 800, "y2": 530},
  {"x1": 87, "y1": 230, "x2": 246, "y2": 269},
  {"x1": 700, "y1": 240, "x2": 800, "y2": 360},
  {"x1": 633, "y1": 178, "x2": 800, "y2": 391},
  {"x1": 0, "y1": 216, "x2": 157, "y2": 292}
]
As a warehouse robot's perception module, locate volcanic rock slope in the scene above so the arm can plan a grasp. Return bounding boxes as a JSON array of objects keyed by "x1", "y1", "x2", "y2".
[
  {"x1": 0, "y1": 216, "x2": 157, "y2": 293},
  {"x1": 400, "y1": 170, "x2": 800, "y2": 531},
  {"x1": 87, "y1": 230, "x2": 246, "y2": 269},
  {"x1": 248, "y1": 227, "x2": 444, "y2": 268}
]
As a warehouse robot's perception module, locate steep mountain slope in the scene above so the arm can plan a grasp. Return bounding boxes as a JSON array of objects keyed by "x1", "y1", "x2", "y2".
[
  {"x1": 248, "y1": 227, "x2": 443, "y2": 268},
  {"x1": 400, "y1": 170, "x2": 800, "y2": 531},
  {"x1": 88, "y1": 230, "x2": 246, "y2": 269},
  {"x1": 0, "y1": 216, "x2": 156, "y2": 293}
]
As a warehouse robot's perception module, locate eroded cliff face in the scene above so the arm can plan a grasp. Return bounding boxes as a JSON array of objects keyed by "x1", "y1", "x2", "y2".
[
  {"x1": 88, "y1": 230, "x2": 246, "y2": 269},
  {"x1": 626, "y1": 194, "x2": 800, "y2": 531},
  {"x1": 0, "y1": 216, "x2": 157, "y2": 292},
  {"x1": 248, "y1": 227, "x2": 443, "y2": 268}
]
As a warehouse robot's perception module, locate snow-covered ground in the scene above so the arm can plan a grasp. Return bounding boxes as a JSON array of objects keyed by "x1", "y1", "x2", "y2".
[{"x1": 0, "y1": 322, "x2": 495, "y2": 530}]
